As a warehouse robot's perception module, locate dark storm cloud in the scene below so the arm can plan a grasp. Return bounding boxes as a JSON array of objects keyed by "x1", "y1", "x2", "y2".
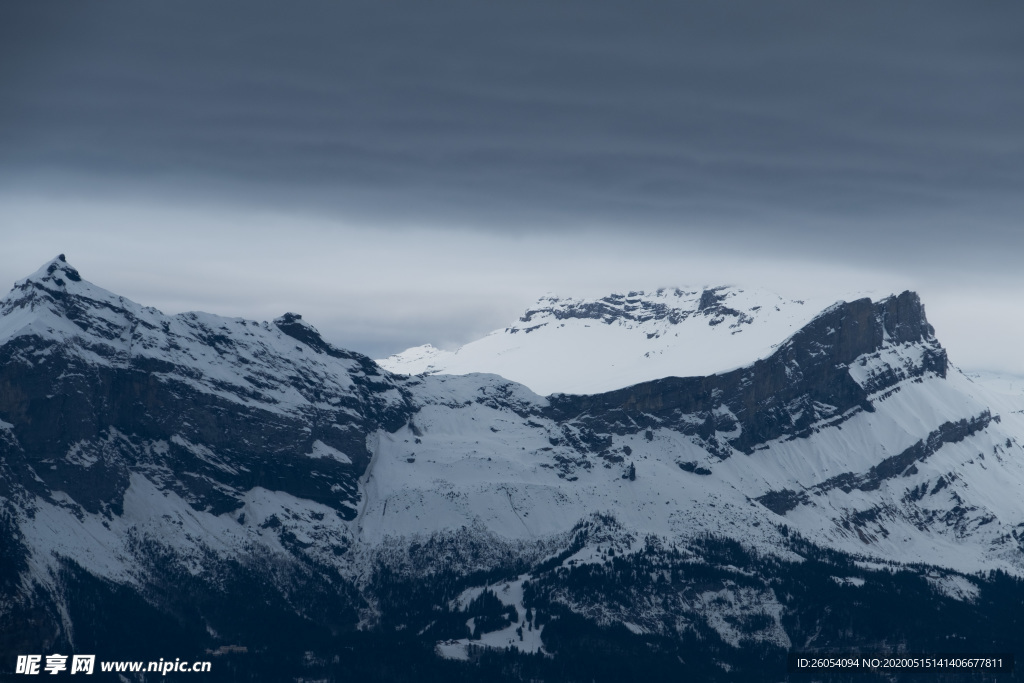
[{"x1": 1, "y1": 0, "x2": 1023, "y2": 255}]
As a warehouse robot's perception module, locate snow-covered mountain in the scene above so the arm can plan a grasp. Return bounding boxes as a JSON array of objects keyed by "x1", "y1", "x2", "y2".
[
  {"x1": 378, "y1": 287, "x2": 833, "y2": 395},
  {"x1": 374, "y1": 291, "x2": 1024, "y2": 574},
  {"x1": 3, "y1": 256, "x2": 1024, "y2": 681}
]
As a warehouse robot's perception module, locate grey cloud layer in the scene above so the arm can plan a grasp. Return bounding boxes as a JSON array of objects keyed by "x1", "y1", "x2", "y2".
[
  {"x1": 2, "y1": 1, "x2": 1023, "y2": 254},
  {"x1": 3, "y1": 0, "x2": 1024, "y2": 372}
]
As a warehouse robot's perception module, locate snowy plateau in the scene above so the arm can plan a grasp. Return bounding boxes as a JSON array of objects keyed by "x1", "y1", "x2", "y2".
[
  {"x1": 2, "y1": 256, "x2": 1024, "y2": 682},
  {"x1": 378, "y1": 287, "x2": 837, "y2": 395}
]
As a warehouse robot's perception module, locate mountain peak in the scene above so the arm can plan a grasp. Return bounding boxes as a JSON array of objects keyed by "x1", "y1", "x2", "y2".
[
  {"x1": 274, "y1": 312, "x2": 372, "y2": 366},
  {"x1": 2, "y1": 255, "x2": 107, "y2": 315},
  {"x1": 26, "y1": 253, "x2": 84, "y2": 289},
  {"x1": 878, "y1": 290, "x2": 935, "y2": 344},
  {"x1": 274, "y1": 312, "x2": 326, "y2": 346},
  {"x1": 6, "y1": 254, "x2": 129, "y2": 319}
]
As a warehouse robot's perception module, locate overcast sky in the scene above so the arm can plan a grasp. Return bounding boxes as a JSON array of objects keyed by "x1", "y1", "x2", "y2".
[{"x1": 1, "y1": 1, "x2": 1022, "y2": 373}]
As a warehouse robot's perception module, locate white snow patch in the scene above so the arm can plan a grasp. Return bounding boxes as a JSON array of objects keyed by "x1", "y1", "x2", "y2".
[
  {"x1": 306, "y1": 440, "x2": 352, "y2": 464},
  {"x1": 925, "y1": 574, "x2": 979, "y2": 603},
  {"x1": 439, "y1": 574, "x2": 546, "y2": 660},
  {"x1": 379, "y1": 287, "x2": 836, "y2": 395}
]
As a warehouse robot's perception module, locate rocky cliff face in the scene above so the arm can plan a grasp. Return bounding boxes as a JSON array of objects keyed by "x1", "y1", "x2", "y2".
[
  {"x1": 2, "y1": 257, "x2": 1023, "y2": 682},
  {"x1": 0, "y1": 256, "x2": 413, "y2": 519},
  {"x1": 549, "y1": 292, "x2": 948, "y2": 455}
]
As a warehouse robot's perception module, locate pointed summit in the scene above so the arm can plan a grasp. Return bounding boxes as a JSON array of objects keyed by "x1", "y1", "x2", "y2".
[
  {"x1": 6, "y1": 254, "x2": 128, "y2": 315},
  {"x1": 0, "y1": 255, "x2": 135, "y2": 347},
  {"x1": 25, "y1": 253, "x2": 84, "y2": 289}
]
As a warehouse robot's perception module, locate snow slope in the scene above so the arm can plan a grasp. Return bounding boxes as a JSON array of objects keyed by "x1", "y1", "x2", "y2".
[
  {"x1": 357, "y1": 368, "x2": 1024, "y2": 576},
  {"x1": 378, "y1": 287, "x2": 836, "y2": 395}
]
